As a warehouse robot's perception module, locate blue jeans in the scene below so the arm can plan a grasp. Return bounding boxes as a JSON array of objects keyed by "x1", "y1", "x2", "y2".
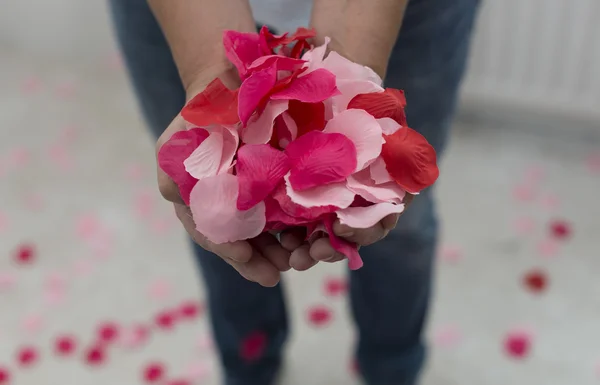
[{"x1": 109, "y1": 1, "x2": 479, "y2": 384}]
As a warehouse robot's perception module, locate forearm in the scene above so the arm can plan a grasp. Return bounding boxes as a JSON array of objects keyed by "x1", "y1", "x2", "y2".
[
  {"x1": 310, "y1": 0, "x2": 408, "y2": 78},
  {"x1": 147, "y1": 0, "x2": 256, "y2": 92}
]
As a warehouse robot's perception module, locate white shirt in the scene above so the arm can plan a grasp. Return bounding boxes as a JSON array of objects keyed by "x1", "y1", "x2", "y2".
[{"x1": 249, "y1": 0, "x2": 312, "y2": 34}]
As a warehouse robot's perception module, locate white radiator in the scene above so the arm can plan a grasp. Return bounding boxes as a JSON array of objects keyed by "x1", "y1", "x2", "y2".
[{"x1": 462, "y1": 0, "x2": 600, "y2": 121}]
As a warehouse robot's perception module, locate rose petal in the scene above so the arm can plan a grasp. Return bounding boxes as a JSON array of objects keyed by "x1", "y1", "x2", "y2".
[
  {"x1": 181, "y1": 78, "x2": 239, "y2": 126},
  {"x1": 348, "y1": 88, "x2": 407, "y2": 126},
  {"x1": 306, "y1": 305, "x2": 333, "y2": 327},
  {"x1": 347, "y1": 168, "x2": 405, "y2": 203},
  {"x1": 190, "y1": 174, "x2": 266, "y2": 244},
  {"x1": 240, "y1": 331, "x2": 267, "y2": 362},
  {"x1": 219, "y1": 126, "x2": 239, "y2": 174},
  {"x1": 323, "y1": 109, "x2": 383, "y2": 171},
  {"x1": 504, "y1": 329, "x2": 532, "y2": 359},
  {"x1": 285, "y1": 131, "x2": 357, "y2": 191},
  {"x1": 271, "y1": 69, "x2": 340, "y2": 103},
  {"x1": 223, "y1": 30, "x2": 262, "y2": 78},
  {"x1": 323, "y1": 215, "x2": 363, "y2": 269},
  {"x1": 380, "y1": 127, "x2": 439, "y2": 194},
  {"x1": 157, "y1": 128, "x2": 208, "y2": 204},
  {"x1": 242, "y1": 100, "x2": 288, "y2": 144},
  {"x1": 239, "y1": 68, "x2": 278, "y2": 126},
  {"x1": 271, "y1": 182, "x2": 337, "y2": 221},
  {"x1": 248, "y1": 55, "x2": 305, "y2": 74},
  {"x1": 236, "y1": 144, "x2": 290, "y2": 210},
  {"x1": 330, "y1": 80, "x2": 384, "y2": 115},
  {"x1": 523, "y1": 269, "x2": 548, "y2": 293},
  {"x1": 323, "y1": 276, "x2": 347, "y2": 297},
  {"x1": 369, "y1": 157, "x2": 394, "y2": 184},
  {"x1": 336, "y1": 202, "x2": 404, "y2": 229},
  {"x1": 377, "y1": 117, "x2": 402, "y2": 135},
  {"x1": 285, "y1": 174, "x2": 355, "y2": 209},
  {"x1": 302, "y1": 37, "x2": 329, "y2": 71},
  {"x1": 183, "y1": 131, "x2": 223, "y2": 179},
  {"x1": 143, "y1": 362, "x2": 166, "y2": 383},
  {"x1": 322, "y1": 51, "x2": 382, "y2": 84},
  {"x1": 287, "y1": 100, "x2": 326, "y2": 138}
]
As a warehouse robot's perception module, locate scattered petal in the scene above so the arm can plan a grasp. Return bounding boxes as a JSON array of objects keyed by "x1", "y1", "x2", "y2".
[
  {"x1": 119, "y1": 324, "x2": 150, "y2": 349},
  {"x1": 85, "y1": 345, "x2": 106, "y2": 366},
  {"x1": 54, "y1": 335, "x2": 77, "y2": 357},
  {"x1": 13, "y1": 243, "x2": 35, "y2": 265},
  {"x1": 438, "y1": 245, "x2": 463, "y2": 264},
  {"x1": 306, "y1": 305, "x2": 333, "y2": 327},
  {"x1": 21, "y1": 76, "x2": 41, "y2": 94},
  {"x1": 16, "y1": 346, "x2": 39, "y2": 367},
  {"x1": 323, "y1": 277, "x2": 347, "y2": 297},
  {"x1": 323, "y1": 109, "x2": 382, "y2": 171},
  {"x1": 143, "y1": 362, "x2": 166, "y2": 383},
  {"x1": 179, "y1": 301, "x2": 203, "y2": 320},
  {"x1": 185, "y1": 360, "x2": 210, "y2": 381},
  {"x1": 240, "y1": 331, "x2": 267, "y2": 362},
  {"x1": 504, "y1": 329, "x2": 532, "y2": 359},
  {"x1": 536, "y1": 238, "x2": 559, "y2": 259},
  {"x1": 189, "y1": 174, "x2": 266, "y2": 244},
  {"x1": 523, "y1": 269, "x2": 548, "y2": 293},
  {"x1": 432, "y1": 324, "x2": 463, "y2": 348},
  {"x1": 549, "y1": 219, "x2": 572, "y2": 240},
  {"x1": 20, "y1": 314, "x2": 44, "y2": 334},
  {"x1": 513, "y1": 216, "x2": 535, "y2": 235},
  {"x1": 155, "y1": 310, "x2": 177, "y2": 330},
  {"x1": 97, "y1": 322, "x2": 120, "y2": 344},
  {"x1": 0, "y1": 272, "x2": 16, "y2": 291},
  {"x1": 540, "y1": 193, "x2": 560, "y2": 210},
  {"x1": 512, "y1": 184, "x2": 536, "y2": 202},
  {"x1": 0, "y1": 366, "x2": 10, "y2": 384},
  {"x1": 147, "y1": 279, "x2": 172, "y2": 301}
]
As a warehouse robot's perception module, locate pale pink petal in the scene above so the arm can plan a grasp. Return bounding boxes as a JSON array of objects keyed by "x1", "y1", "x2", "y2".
[
  {"x1": 536, "y1": 238, "x2": 559, "y2": 259},
  {"x1": 369, "y1": 157, "x2": 394, "y2": 184},
  {"x1": 513, "y1": 216, "x2": 535, "y2": 235},
  {"x1": 438, "y1": 245, "x2": 463, "y2": 263},
  {"x1": 336, "y1": 202, "x2": 404, "y2": 229},
  {"x1": 322, "y1": 52, "x2": 382, "y2": 84},
  {"x1": 236, "y1": 144, "x2": 291, "y2": 210},
  {"x1": 242, "y1": 100, "x2": 288, "y2": 144},
  {"x1": 21, "y1": 314, "x2": 44, "y2": 333},
  {"x1": 541, "y1": 193, "x2": 560, "y2": 210},
  {"x1": 148, "y1": 279, "x2": 172, "y2": 301},
  {"x1": 239, "y1": 68, "x2": 277, "y2": 125},
  {"x1": 512, "y1": 184, "x2": 536, "y2": 202},
  {"x1": 432, "y1": 324, "x2": 463, "y2": 348},
  {"x1": 347, "y1": 169, "x2": 405, "y2": 203},
  {"x1": 323, "y1": 109, "x2": 383, "y2": 171},
  {"x1": 285, "y1": 173, "x2": 355, "y2": 209},
  {"x1": 219, "y1": 126, "x2": 239, "y2": 174},
  {"x1": 330, "y1": 80, "x2": 384, "y2": 114},
  {"x1": 185, "y1": 360, "x2": 211, "y2": 381},
  {"x1": 189, "y1": 174, "x2": 266, "y2": 244},
  {"x1": 184, "y1": 132, "x2": 223, "y2": 179},
  {"x1": 0, "y1": 272, "x2": 16, "y2": 291},
  {"x1": 285, "y1": 131, "x2": 357, "y2": 190},
  {"x1": 271, "y1": 69, "x2": 340, "y2": 103},
  {"x1": 377, "y1": 117, "x2": 402, "y2": 135},
  {"x1": 302, "y1": 37, "x2": 330, "y2": 71}
]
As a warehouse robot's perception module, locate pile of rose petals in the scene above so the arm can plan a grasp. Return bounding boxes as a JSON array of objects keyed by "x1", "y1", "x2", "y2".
[{"x1": 157, "y1": 27, "x2": 439, "y2": 269}]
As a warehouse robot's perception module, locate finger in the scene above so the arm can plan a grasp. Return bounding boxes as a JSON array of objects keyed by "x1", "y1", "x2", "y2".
[
  {"x1": 155, "y1": 115, "x2": 187, "y2": 204},
  {"x1": 290, "y1": 244, "x2": 318, "y2": 271},
  {"x1": 333, "y1": 220, "x2": 386, "y2": 246},
  {"x1": 381, "y1": 213, "x2": 400, "y2": 231},
  {"x1": 228, "y1": 251, "x2": 281, "y2": 287},
  {"x1": 250, "y1": 233, "x2": 291, "y2": 272},
  {"x1": 280, "y1": 227, "x2": 306, "y2": 252},
  {"x1": 404, "y1": 193, "x2": 415, "y2": 207},
  {"x1": 174, "y1": 203, "x2": 252, "y2": 263},
  {"x1": 309, "y1": 237, "x2": 340, "y2": 262}
]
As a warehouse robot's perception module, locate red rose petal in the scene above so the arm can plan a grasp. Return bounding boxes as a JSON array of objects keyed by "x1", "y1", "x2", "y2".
[
  {"x1": 0, "y1": 366, "x2": 10, "y2": 384},
  {"x1": 240, "y1": 331, "x2": 267, "y2": 362},
  {"x1": 85, "y1": 345, "x2": 106, "y2": 366},
  {"x1": 143, "y1": 362, "x2": 166, "y2": 383},
  {"x1": 155, "y1": 310, "x2": 176, "y2": 330},
  {"x1": 97, "y1": 322, "x2": 120, "y2": 344},
  {"x1": 179, "y1": 301, "x2": 203, "y2": 320},
  {"x1": 181, "y1": 78, "x2": 240, "y2": 126},
  {"x1": 348, "y1": 88, "x2": 407, "y2": 126},
  {"x1": 504, "y1": 330, "x2": 532, "y2": 359},
  {"x1": 523, "y1": 269, "x2": 548, "y2": 293},
  {"x1": 306, "y1": 305, "x2": 333, "y2": 327},
  {"x1": 16, "y1": 346, "x2": 38, "y2": 367},
  {"x1": 323, "y1": 277, "x2": 348, "y2": 297},
  {"x1": 287, "y1": 100, "x2": 326, "y2": 138},
  {"x1": 13, "y1": 243, "x2": 35, "y2": 265},
  {"x1": 55, "y1": 335, "x2": 77, "y2": 356},
  {"x1": 549, "y1": 219, "x2": 572, "y2": 240},
  {"x1": 280, "y1": 27, "x2": 316, "y2": 46},
  {"x1": 380, "y1": 127, "x2": 439, "y2": 194}
]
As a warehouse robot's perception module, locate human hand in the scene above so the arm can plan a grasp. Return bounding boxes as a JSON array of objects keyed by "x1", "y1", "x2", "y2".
[{"x1": 155, "y1": 74, "x2": 297, "y2": 287}]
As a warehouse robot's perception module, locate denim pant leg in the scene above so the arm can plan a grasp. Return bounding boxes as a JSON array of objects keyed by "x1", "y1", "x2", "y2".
[
  {"x1": 108, "y1": 2, "x2": 287, "y2": 384},
  {"x1": 352, "y1": 1, "x2": 480, "y2": 384}
]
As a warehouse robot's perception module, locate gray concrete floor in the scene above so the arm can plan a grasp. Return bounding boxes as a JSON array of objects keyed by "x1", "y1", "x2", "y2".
[{"x1": 1, "y1": 51, "x2": 599, "y2": 385}]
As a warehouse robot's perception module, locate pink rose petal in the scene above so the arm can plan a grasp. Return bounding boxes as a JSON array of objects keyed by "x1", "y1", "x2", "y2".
[
  {"x1": 16, "y1": 346, "x2": 39, "y2": 367},
  {"x1": 271, "y1": 68, "x2": 340, "y2": 103},
  {"x1": 536, "y1": 238, "x2": 559, "y2": 258},
  {"x1": 240, "y1": 331, "x2": 267, "y2": 362},
  {"x1": 322, "y1": 52, "x2": 382, "y2": 84},
  {"x1": 439, "y1": 245, "x2": 463, "y2": 263},
  {"x1": 119, "y1": 324, "x2": 150, "y2": 349},
  {"x1": 143, "y1": 362, "x2": 166, "y2": 383},
  {"x1": 432, "y1": 324, "x2": 463, "y2": 348},
  {"x1": 323, "y1": 109, "x2": 383, "y2": 171},
  {"x1": 323, "y1": 277, "x2": 347, "y2": 297},
  {"x1": 196, "y1": 334, "x2": 213, "y2": 351},
  {"x1": 346, "y1": 168, "x2": 405, "y2": 204},
  {"x1": 513, "y1": 216, "x2": 535, "y2": 235},
  {"x1": 242, "y1": 100, "x2": 288, "y2": 144},
  {"x1": 337, "y1": 202, "x2": 404, "y2": 229},
  {"x1": 541, "y1": 193, "x2": 560, "y2": 210},
  {"x1": 190, "y1": 174, "x2": 266, "y2": 244},
  {"x1": 306, "y1": 305, "x2": 333, "y2": 327},
  {"x1": 54, "y1": 335, "x2": 77, "y2": 357},
  {"x1": 238, "y1": 67, "x2": 277, "y2": 125},
  {"x1": 21, "y1": 314, "x2": 44, "y2": 334},
  {"x1": 236, "y1": 144, "x2": 291, "y2": 210},
  {"x1": 285, "y1": 131, "x2": 357, "y2": 191},
  {"x1": 512, "y1": 184, "x2": 536, "y2": 202},
  {"x1": 323, "y1": 215, "x2": 363, "y2": 270},
  {"x1": 147, "y1": 279, "x2": 172, "y2": 301},
  {"x1": 184, "y1": 131, "x2": 224, "y2": 179},
  {"x1": 185, "y1": 360, "x2": 210, "y2": 381},
  {"x1": 72, "y1": 259, "x2": 94, "y2": 277},
  {"x1": 503, "y1": 328, "x2": 533, "y2": 359},
  {"x1": 369, "y1": 157, "x2": 394, "y2": 184},
  {"x1": 285, "y1": 174, "x2": 355, "y2": 209}
]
